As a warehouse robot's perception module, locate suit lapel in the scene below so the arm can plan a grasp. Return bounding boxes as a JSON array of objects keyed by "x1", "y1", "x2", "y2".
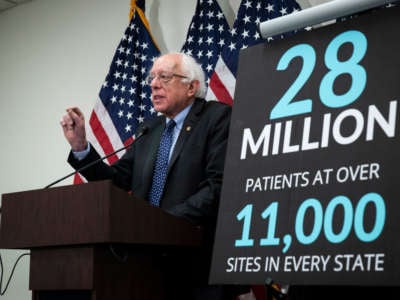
[{"x1": 168, "y1": 99, "x2": 204, "y2": 172}]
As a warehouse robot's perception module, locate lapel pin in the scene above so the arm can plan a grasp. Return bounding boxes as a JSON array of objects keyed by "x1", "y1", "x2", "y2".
[{"x1": 186, "y1": 126, "x2": 192, "y2": 132}]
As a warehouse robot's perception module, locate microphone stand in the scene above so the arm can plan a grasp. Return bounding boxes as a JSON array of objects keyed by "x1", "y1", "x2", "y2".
[
  {"x1": 44, "y1": 126, "x2": 148, "y2": 189},
  {"x1": 44, "y1": 143, "x2": 131, "y2": 189}
]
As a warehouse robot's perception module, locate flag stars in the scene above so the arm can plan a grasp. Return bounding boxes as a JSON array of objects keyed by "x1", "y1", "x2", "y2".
[
  {"x1": 114, "y1": 71, "x2": 121, "y2": 79},
  {"x1": 118, "y1": 46, "x2": 125, "y2": 54},
  {"x1": 206, "y1": 36, "x2": 213, "y2": 45},
  {"x1": 137, "y1": 116, "x2": 145, "y2": 123},
  {"x1": 280, "y1": 7, "x2": 288, "y2": 15},
  {"x1": 112, "y1": 84, "x2": 119, "y2": 91},
  {"x1": 128, "y1": 99, "x2": 135, "y2": 107},
  {"x1": 244, "y1": 0, "x2": 252, "y2": 9},
  {"x1": 125, "y1": 124, "x2": 132, "y2": 132},
  {"x1": 139, "y1": 104, "x2": 146, "y2": 111},
  {"x1": 243, "y1": 15, "x2": 251, "y2": 24},
  {"x1": 266, "y1": 4, "x2": 274, "y2": 12},
  {"x1": 206, "y1": 23, "x2": 214, "y2": 31},
  {"x1": 119, "y1": 97, "x2": 125, "y2": 105},
  {"x1": 187, "y1": 36, "x2": 194, "y2": 44}
]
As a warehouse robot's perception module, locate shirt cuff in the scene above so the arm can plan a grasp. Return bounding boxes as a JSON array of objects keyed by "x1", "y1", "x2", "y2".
[{"x1": 72, "y1": 143, "x2": 90, "y2": 161}]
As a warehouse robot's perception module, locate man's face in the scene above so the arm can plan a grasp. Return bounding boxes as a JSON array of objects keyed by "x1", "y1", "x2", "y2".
[{"x1": 149, "y1": 54, "x2": 197, "y2": 119}]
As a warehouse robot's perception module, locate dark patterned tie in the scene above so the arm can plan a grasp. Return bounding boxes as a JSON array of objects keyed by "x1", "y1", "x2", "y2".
[{"x1": 148, "y1": 120, "x2": 176, "y2": 206}]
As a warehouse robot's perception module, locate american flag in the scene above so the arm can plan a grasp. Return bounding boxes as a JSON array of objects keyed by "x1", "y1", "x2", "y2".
[
  {"x1": 180, "y1": 0, "x2": 231, "y2": 88},
  {"x1": 180, "y1": 1, "x2": 302, "y2": 299},
  {"x1": 206, "y1": 0, "x2": 302, "y2": 105},
  {"x1": 74, "y1": 1, "x2": 160, "y2": 184}
]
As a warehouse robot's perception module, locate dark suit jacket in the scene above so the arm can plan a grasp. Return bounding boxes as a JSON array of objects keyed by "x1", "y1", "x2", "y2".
[{"x1": 68, "y1": 98, "x2": 231, "y2": 226}]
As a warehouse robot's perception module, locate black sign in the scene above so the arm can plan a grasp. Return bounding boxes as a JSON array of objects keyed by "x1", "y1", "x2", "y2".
[{"x1": 211, "y1": 6, "x2": 400, "y2": 286}]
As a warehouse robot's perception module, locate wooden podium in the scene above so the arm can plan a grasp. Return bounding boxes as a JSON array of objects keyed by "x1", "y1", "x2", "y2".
[{"x1": 0, "y1": 180, "x2": 204, "y2": 300}]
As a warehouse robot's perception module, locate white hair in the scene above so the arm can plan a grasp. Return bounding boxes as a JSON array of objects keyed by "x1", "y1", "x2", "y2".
[{"x1": 178, "y1": 52, "x2": 207, "y2": 98}]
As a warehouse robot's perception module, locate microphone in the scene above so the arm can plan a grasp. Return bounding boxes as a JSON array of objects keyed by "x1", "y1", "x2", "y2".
[{"x1": 44, "y1": 126, "x2": 149, "y2": 189}]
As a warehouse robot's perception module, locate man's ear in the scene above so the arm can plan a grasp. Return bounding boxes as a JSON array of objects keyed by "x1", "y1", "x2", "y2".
[{"x1": 188, "y1": 80, "x2": 200, "y2": 97}]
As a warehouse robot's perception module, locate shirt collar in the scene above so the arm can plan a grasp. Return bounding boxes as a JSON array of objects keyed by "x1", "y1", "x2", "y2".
[{"x1": 166, "y1": 102, "x2": 193, "y2": 131}]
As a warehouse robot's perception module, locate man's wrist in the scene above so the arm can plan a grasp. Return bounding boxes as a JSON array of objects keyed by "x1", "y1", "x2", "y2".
[{"x1": 72, "y1": 143, "x2": 90, "y2": 161}]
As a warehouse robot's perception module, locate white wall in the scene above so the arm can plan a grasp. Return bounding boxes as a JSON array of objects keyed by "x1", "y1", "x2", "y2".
[{"x1": 0, "y1": 0, "x2": 324, "y2": 299}]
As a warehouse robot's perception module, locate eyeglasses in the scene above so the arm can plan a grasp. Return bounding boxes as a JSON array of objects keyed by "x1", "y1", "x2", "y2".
[{"x1": 146, "y1": 72, "x2": 188, "y2": 85}]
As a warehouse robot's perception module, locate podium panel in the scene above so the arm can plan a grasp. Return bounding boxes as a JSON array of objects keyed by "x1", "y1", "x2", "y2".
[
  {"x1": 30, "y1": 246, "x2": 164, "y2": 300},
  {"x1": 0, "y1": 180, "x2": 204, "y2": 300}
]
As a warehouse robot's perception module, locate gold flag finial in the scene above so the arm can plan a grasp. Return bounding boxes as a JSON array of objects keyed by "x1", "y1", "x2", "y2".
[{"x1": 129, "y1": 0, "x2": 136, "y2": 20}]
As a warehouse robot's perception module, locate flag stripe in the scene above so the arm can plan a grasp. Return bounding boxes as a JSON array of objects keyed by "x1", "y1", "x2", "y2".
[
  {"x1": 89, "y1": 110, "x2": 120, "y2": 164},
  {"x1": 73, "y1": 173, "x2": 86, "y2": 185},
  {"x1": 208, "y1": 72, "x2": 233, "y2": 106}
]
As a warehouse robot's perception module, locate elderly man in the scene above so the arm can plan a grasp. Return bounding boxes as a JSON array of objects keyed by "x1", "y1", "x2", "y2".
[{"x1": 61, "y1": 53, "x2": 245, "y2": 299}]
